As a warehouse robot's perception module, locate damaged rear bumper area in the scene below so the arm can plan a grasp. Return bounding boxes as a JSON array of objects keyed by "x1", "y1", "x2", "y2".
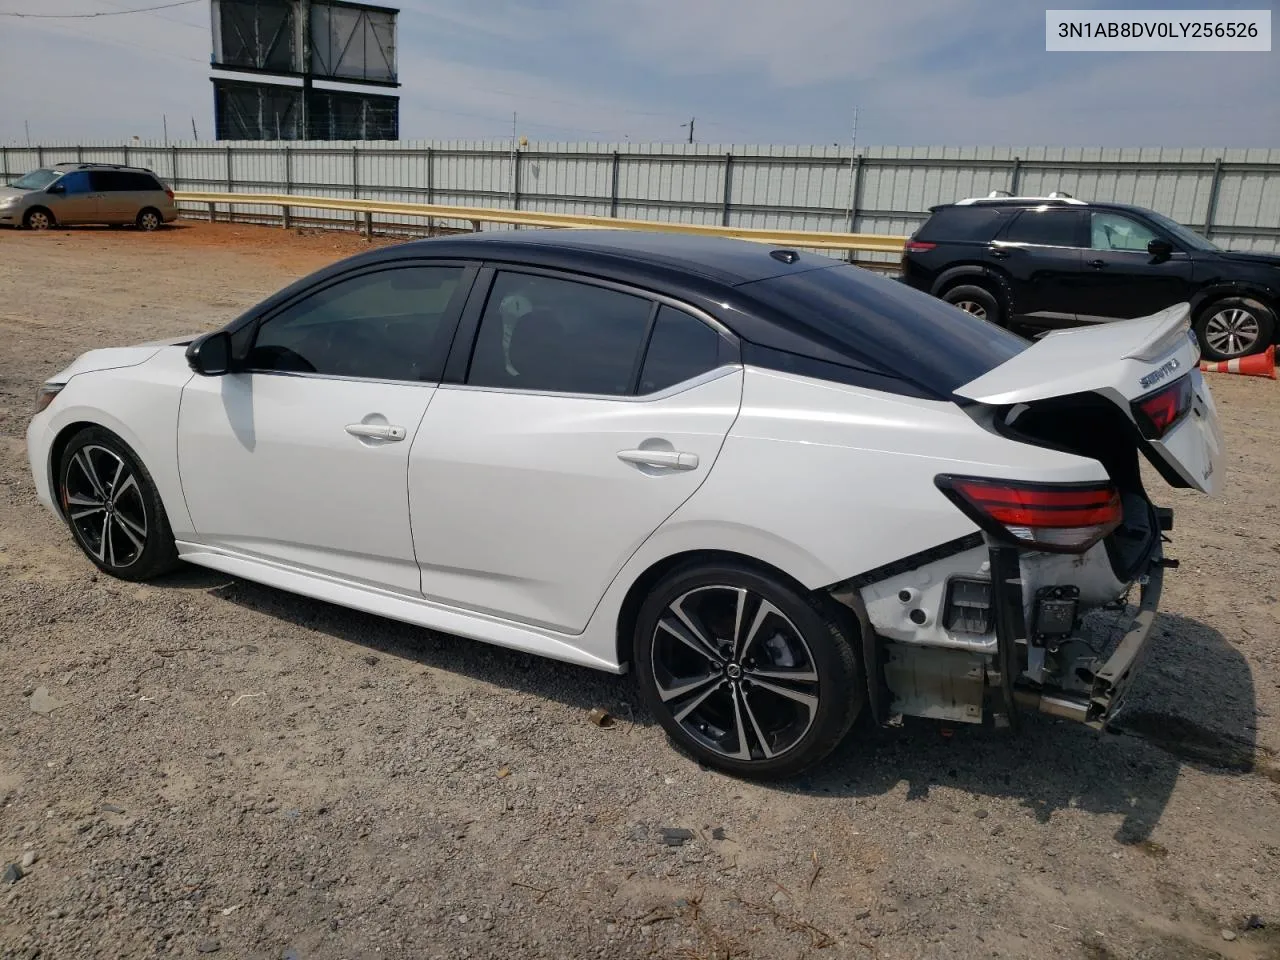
[
  {"x1": 829, "y1": 523, "x2": 1172, "y2": 732},
  {"x1": 998, "y1": 545, "x2": 1164, "y2": 729}
]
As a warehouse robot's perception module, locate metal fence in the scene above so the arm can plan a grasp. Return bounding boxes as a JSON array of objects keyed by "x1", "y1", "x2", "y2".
[{"x1": 3, "y1": 141, "x2": 1279, "y2": 256}]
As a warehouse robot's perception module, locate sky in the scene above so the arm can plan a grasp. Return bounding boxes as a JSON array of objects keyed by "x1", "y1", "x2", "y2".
[{"x1": 0, "y1": 0, "x2": 1276, "y2": 146}]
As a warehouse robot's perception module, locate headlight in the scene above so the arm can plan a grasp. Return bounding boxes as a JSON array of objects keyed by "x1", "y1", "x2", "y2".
[{"x1": 34, "y1": 383, "x2": 64, "y2": 414}]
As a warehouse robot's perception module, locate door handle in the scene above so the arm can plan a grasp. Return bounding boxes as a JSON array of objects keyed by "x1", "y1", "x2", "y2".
[
  {"x1": 989, "y1": 248, "x2": 1010, "y2": 260},
  {"x1": 1087, "y1": 258, "x2": 1106, "y2": 269},
  {"x1": 345, "y1": 423, "x2": 406, "y2": 441},
  {"x1": 617, "y1": 449, "x2": 699, "y2": 470}
]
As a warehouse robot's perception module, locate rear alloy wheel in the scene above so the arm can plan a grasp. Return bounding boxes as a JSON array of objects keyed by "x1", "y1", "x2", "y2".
[
  {"x1": 24, "y1": 208, "x2": 53, "y2": 230},
  {"x1": 634, "y1": 563, "x2": 863, "y2": 779},
  {"x1": 943, "y1": 284, "x2": 1002, "y2": 326},
  {"x1": 1194, "y1": 297, "x2": 1275, "y2": 362},
  {"x1": 136, "y1": 208, "x2": 162, "y2": 231},
  {"x1": 58, "y1": 427, "x2": 179, "y2": 581}
]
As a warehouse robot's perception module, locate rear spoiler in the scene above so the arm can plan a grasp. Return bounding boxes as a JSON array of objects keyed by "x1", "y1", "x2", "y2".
[{"x1": 955, "y1": 304, "x2": 1193, "y2": 407}]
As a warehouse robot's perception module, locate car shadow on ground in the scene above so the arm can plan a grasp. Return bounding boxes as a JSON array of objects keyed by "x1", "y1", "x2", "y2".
[{"x1": 174, "y1": 569, "x2": 1261, "y2": 843}]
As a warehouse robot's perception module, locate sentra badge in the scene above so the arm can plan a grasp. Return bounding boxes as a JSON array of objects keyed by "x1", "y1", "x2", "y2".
[{"x1": 1139, "y1": 357, "x2": 1180, "y2": 390}]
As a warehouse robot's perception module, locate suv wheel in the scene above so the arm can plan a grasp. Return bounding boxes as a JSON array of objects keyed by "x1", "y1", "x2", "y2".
[
  {"x1": 633, "y1": 561, "x2": 864, "y2": 779},
  {"x1": 24, "y1": 208, "x2": 54, "y2": 230},
  {"x1": 1194, "y1": 298, "x2": 1275, "y2": 362},
  {"x1": 942, "y1": 284, "x2": 1002, "y2": 326},
  {"x1": 136, "y1": 208, "x2": 162, "y2": 232}
]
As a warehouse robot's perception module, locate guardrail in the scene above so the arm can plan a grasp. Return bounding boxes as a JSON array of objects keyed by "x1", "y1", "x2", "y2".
[{"x1": 173, "y1": 190, "x2": 910, "y2": 257}]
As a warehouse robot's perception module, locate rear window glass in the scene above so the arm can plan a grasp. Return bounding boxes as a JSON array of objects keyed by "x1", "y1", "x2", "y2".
[
  {"x1": 916, "y1": 206, "x2": 1006, "y2": 243},
  {"x1": 740, "y1": 264, "x2": 1028, "y2": 397}
]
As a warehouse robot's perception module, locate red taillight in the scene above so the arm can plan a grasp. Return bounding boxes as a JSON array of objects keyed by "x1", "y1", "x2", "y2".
[
  {"x1": 165, "y1": 188, "x2": 175, "y2": 200},
  {"x1": 1132, "y1": 375, "x2": 1192, "y2": 439},
  {"x1": 935, "y1": 476, "x2": 1122, "y2": 553},
  {"x1": 904, "y1": 240, "x2": 936, "y2": 253}
]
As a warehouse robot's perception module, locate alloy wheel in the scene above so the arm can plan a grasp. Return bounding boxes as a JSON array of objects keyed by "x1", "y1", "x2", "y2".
[
  {"x1": 138, "y1": 211, "x2": 161, "y2": 231},
  {"x1": 63, "y1": 444, "x2": 149, "y2": 569},
  {"x1": 1204, "y1": 307, "x2": 1261, "y2": 358},
  {"x1": 27, "y1": 211, "x2": 51, "y2": 230},
  {"x1": 649, "y1": 585, "x2": 820, "y2": 762},
  {"x1": 952, "y1": 299, "x2": 987, "y2": 320}
]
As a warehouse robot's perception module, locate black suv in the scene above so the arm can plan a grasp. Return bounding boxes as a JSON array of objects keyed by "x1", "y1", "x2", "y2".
[{"x1": 900, "y1": 193, "x2": 1279, "y2": 360}]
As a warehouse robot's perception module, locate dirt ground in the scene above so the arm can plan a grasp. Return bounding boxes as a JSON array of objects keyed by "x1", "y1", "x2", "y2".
[{"x1": 1, "y1": 221, "x2": 1278, "y2": 960}]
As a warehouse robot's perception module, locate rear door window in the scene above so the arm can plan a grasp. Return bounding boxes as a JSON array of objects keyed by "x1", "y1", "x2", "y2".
[
  {"x1": 466, "y1": 272, "x2": 654, "y2": 396},
  {"x1": 90, "y1": 171, "x2": 131, "y2": 192},
  {"x1": 999, "y1": 209, "x2": 1085, "y2": 247},
  {"x1": 637, "y1": 306, "x2": 723, "y2": 394}
]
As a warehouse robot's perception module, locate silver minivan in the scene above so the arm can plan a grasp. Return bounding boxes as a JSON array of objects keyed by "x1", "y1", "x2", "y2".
[{"x1": 0, "y1": 162, "x2": 179, "y2": 231}]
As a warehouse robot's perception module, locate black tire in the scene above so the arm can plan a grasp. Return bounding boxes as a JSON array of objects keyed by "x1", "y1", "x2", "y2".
[
  {"x1": 633, "y1": 561, "x2": 864, "y2": 779},
  {"x1": 57, "y1": 426, "x2": 180, "y2": 581},
  {"x1": 1193, "y1": 297, "x2": 1275, "y2": 361},
  {"x1": 942, "y1": 283, "x2": 1002, "y2": 326},
  {"x1": 23, "y1": 207, "x2": 54, "y2": 230},
  {"x1": 136, "y1": 208, "x2": 163, "y2": 232}
]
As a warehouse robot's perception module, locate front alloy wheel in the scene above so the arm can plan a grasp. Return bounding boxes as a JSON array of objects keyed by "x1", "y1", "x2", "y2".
[
  {"x1": 64, "y1": 445, "x2": 150, "y2": 569},
  {"x1": 58, "y1": 427, "x2": 179, "y2": 581},
  {"x1": 635, "y1": 563, "x2": 863, "y2": 778}
]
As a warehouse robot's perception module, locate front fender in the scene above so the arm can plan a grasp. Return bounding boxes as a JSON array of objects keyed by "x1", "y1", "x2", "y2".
[{"x1": 30, "y1": 348, "x2": 195, "y2": 535}]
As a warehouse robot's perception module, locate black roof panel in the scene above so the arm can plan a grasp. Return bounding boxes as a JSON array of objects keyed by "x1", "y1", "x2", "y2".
[{"x1": 388, "y1": 228, "x2": 839, "y2": 286}]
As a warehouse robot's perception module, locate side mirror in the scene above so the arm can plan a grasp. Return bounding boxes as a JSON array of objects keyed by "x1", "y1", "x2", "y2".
[
  {"x1": 186, "y1": 331, "x2": 233, "y2": 376},
  {"x1": 1148, "y1": 238, "x2": 1173, "y2": 260},
  {"x1": 47, "y1": 183, "x2": 65, "y2": 195}
]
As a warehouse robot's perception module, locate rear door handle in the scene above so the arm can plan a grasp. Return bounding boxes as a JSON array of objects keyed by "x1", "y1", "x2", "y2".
[
  {"x1": 1087, "y1": 258, "x2": 1107, "y2": 269},
  {"x1": 989, "y1": 248, "x2": 1010, "y2": 260},
  {"x1": 345, "y1": 423, "x2": 406, "y2": 441},
  {"x1": 617, "y1": 449, "x2": 699, "y2": 470}
]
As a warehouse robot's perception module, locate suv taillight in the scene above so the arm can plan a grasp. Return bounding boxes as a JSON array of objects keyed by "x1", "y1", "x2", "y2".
[
  {"x1": 1131, "y1": 374, "x2": 1192, "y2": 439},
  {"x1": 935, "y1": 476, "x2": 1122, "y2": 553},
  {"x1": 165, "y1": 187, "x2": 174, "y2": 200},
  {"x1": 904, "y1": 240, "x2": 936, "y2": 253}
]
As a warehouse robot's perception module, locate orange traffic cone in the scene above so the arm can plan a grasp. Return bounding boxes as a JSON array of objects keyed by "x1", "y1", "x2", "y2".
[{"x1": 1200, "y1": 344, "x2": 1276, "y2": 379}]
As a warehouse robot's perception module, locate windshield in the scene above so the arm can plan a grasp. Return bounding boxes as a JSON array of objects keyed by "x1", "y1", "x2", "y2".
[
  {"x1": 1146, "y1": 210, "x2": 1221, "y2": 252},
  {"x1": 10, "y1": 169, "x2": 59, "y2": 191}
]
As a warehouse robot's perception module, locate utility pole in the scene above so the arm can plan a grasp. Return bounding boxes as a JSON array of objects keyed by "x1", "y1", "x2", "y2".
[
  {"x1": 509, "y1": 111, "x2": 517, "y2": 208},
  {"x1": 25, "y1": 120, "x2": 30, "y2": 147},
  {"x1": 843, "y1": 105, "x2": 860, "y2": 228},
  {"x1": 682, "y1": 117, "x2": 695, "y2": 143},
  {"x1": 163, "y1": 114, "x2": 169, "y2": 146},
  {"x1": 191, "y1": 116, "x2": 198, "y2": 140}
]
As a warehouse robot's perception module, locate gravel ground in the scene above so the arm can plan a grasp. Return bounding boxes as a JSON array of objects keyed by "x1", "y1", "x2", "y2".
[{"x1": 1, "y1": 222, "x2": 1279, "y2": 960}]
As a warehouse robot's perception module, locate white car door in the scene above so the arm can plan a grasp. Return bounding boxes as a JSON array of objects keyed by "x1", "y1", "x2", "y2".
[
  {"x1": 409, "y1": 268, "x2": 742, "y2": 634},
  {"x1": 177, "y1": 262, "x2": 476, "y2": 592}
]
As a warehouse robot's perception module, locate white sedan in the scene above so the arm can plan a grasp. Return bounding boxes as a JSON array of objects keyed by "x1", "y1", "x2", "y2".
[{"x1": 26, "y1": 230, "x2": 1223, "y2": 777}]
